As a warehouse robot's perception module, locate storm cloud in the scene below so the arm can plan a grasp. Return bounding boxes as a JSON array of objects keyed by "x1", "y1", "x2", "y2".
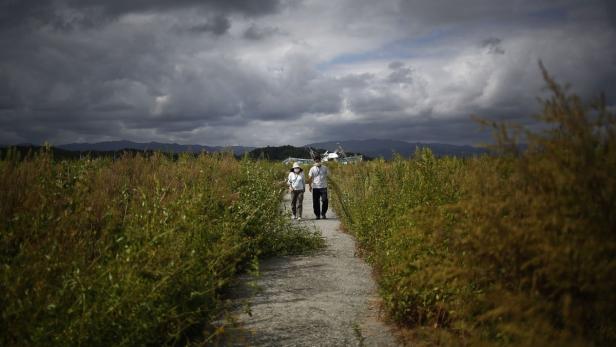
[{"x1": 0, "y1": 0, "x2": 615, "y2": 146}]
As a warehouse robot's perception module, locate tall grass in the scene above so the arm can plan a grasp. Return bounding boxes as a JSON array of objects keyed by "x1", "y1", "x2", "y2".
[
  {"x1": 0, "y1": 151, "x2": 322, "y2": 346},
  {"x1": 331, "y1": 69, "x2": 616, "y2": 346}
]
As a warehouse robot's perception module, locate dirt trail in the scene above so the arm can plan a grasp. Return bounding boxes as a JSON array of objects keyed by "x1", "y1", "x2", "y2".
[{"x1": 226, "y1": 192, "x2": 399, "y2": 346}]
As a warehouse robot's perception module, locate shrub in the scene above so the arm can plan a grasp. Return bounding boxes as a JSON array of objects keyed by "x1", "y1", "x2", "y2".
[
  {"x1": 455, "y1": 66, "x2": 616, "y2": 345},
  {"x1": 331, "y1": 67, "x2": 616, "y2": 346},
  {"x1": 0, "y1": 152, "x2": 322, "y2": 346}
]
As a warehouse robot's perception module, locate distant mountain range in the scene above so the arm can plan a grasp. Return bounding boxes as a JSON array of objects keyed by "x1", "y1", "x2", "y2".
[
  {"x1": 57, "y1": 140, "x2": 255, "y2": 155},
  {"x1": 2, "y1": 139, "x2": 489, "y2": 160},
  {"x1": 308, "y1": 139, "x2": 488, "y2": 159}
]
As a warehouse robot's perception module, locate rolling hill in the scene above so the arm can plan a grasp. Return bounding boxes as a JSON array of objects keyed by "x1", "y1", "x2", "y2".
[{"x1": 57, "y1": 141, "x2": 254, "y2": 155}]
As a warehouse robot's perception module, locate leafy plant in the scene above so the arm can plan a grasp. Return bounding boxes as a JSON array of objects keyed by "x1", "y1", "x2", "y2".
[
  {"x1": 0, "y1": 152, "x2": 322, "y2": 346},
  {"x1": 331, "y1": 66, "x2": 616, "y2": 346}
]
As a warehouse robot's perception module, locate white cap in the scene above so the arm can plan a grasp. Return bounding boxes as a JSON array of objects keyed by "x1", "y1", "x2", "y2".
[{"x1": 292, "y1": 162, "x2": 301, "y2": 168}]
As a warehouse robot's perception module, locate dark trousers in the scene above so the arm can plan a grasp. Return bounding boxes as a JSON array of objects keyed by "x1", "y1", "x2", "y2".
[
  {"x1": 291, "y1": 190, "x2": 304, "y2": 217},
  {"x1": 312, "y1": 188, "x2": 328, "y2": 217}
]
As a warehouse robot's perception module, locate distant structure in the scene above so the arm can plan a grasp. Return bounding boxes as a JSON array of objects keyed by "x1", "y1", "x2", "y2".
[{"x1": 282, "y1": 143, "x2": 362, "y2": 165}]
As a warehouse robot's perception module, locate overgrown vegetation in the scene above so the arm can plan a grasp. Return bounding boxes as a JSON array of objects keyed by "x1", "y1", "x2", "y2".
[
  {"x1": 0, "y1": 152, "x2": 323, "y2": 346},
  {"x1": 331, "y1": 67, "x2": 616, "y2": 346},
  {"x1": 247, "y1": 145, "x2": 364, "y2": 161},
  {"x1": 248, "y1": 145, "x2": 322, "y2": 161}
]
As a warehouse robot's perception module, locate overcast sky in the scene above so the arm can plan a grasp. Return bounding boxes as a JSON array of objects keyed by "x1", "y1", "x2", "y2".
[{"x1": 1, "y1": 0, "x2": 615, "y2": 146}]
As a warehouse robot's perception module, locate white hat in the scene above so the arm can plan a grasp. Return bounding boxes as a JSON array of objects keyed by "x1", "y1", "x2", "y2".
[{"x1": 292, "y1": 162, "x2": 301, "y2": 168}]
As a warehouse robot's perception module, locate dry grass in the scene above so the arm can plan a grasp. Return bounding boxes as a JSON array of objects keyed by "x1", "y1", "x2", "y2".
[
  {"x1": 0, "y1": 152, "x2": 323, "y2": 346},
  {"x1": 331, "y1": 68, "x2": 616, "y2": 346}
]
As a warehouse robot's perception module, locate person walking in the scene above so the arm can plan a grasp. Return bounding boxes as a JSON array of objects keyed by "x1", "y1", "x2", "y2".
[
  {"x1": 287, "y1": 162, "x2": 305, "y2": 220},
  {"x1": 308, "y1": 156, "x2": 328, "y2": 219}
]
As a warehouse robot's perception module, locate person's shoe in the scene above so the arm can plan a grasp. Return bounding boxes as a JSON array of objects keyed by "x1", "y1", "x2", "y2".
[
  {"x1": 315, "y1": 216, "x2": 320, "y2": 220},
  {"x1": 321, "y1": 214, "x2": 327, "y2": 219},
  {"x1": 292, "y1": 214, "x2": 296, "y2": 220},
  {"x1": 297, "y1": 217, "x2": 302, "y2": 220}
]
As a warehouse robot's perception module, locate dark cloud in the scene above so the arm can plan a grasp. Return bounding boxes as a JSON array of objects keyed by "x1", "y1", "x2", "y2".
[
  {"x1": 388, "y1": 61, "x2": 404, "y2": 70},
  {"x1": 243, "y1": 24, "x2": 281, "y2": 40},
  {"x1": 185, "y1": 16, "x2": 231, "y2": 35},
  {"x1": 0, "y1": 0, "x2": 614, "y2": 146},
  {"x1": 0, "y1": 0, "x2": 280, "y2": 30},
  {"x1": 605, "y1": 0, "x2": 616, "y2": 28},
  {"x1": 481, "y1": 38, "x2": 505, "y2": 55},
  {"x1": 387, "y1": 62, "x2": 415, "y2": 84},
  {"x1": 397, "y1": 0, "x2": 574, "y2": 27},
  {"x1": 310, "y1": 114, "x2": 492, "y2": 146},
  {"x1": 65, "y1": 0, "x2": 280, "y2": 17}
]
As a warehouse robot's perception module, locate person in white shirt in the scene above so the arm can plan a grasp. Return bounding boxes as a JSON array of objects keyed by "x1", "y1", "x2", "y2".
[
  {"x1": 287, "y1": 162, "x2": 305, "y2": 220},
  {"x1": 308, "y1": 156, "x2": 328, "y2": 219}
]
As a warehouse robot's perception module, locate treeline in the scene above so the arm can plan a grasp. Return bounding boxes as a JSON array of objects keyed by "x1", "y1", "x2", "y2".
[
  {"x1": 0, "y1": 145, "x2": 203, "y2": 161},
  {"x1": 330, "y1": 70, "x2": 616, "y2": 346},
  {"x1": 1, "y1": 144, "x2": 367, "y2": 163},
  {"x1": 0, "y1": 152, "x2": 323, "y2": 345},
  {"x1": 247, "y1": 145, "x2": 321, "y2": 160},
  {"x1": 247, "y1": 145, "x2": 365, "y2": 161}
]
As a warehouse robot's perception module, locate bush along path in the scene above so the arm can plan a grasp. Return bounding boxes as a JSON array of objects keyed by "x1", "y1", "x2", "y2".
[
  {"x1": 0, "y1": 154, "x2": 323, "y2": 346},
  {"x1": 329, "y1": 68, "x2": 616, "y2": 346},
  {"x1": 224, "y1": 191, "x2": 399, "y2": 346}
]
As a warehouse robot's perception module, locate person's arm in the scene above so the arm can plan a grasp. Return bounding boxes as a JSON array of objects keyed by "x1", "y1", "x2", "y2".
[
  {"x1": 307, "y1": 167, "x2": 313, "y2": 192},
  {"x1": 301, "y1": 172, "x2": 307, "y2": 191}
]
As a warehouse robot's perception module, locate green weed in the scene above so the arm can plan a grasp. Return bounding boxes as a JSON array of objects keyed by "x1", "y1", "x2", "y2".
[
  {"x1": 0, "y1": 152, "x2": 322, "y2": 346},
  {"x1": 331, "y1": 67, "x2": 616, "y2": 346}
]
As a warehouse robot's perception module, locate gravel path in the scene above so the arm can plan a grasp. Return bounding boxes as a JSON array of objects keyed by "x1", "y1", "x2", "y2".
[{"x1": 225, "y1": 191, "x2": 399, "y2": 346}]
